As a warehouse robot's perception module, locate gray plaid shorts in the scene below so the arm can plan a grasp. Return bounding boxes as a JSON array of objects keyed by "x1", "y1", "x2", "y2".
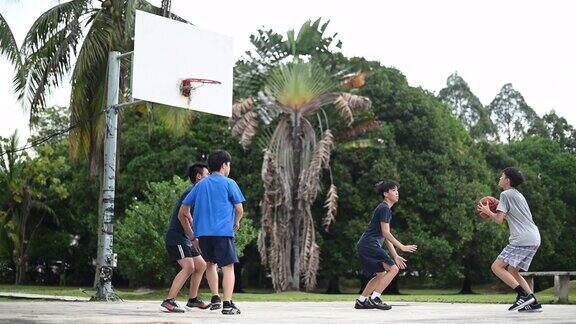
[{"x1": 497, "y1": 244, "x2": 539, "y2": 271}]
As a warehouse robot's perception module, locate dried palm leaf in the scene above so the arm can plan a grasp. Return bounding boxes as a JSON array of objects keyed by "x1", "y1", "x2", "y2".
[
  {"x1": 334, "y1": 93, "x2": 372, "y2": 126},
  {"x1": 322, "y1": 184, "x2": 338, "y2": 231}
]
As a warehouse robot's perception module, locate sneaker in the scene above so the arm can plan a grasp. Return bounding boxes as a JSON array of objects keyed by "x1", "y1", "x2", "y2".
[
  {"x1": 209, "y1": 295, "x2": 222, "y2": 310},
  {"x1": 518, "y1": 302, "x2": 543, "y2": 313},
  {"x1": 185, "y1": 297, "x2": 210, "y2": 310},
  {"x1": 354, "y1": 298, "x2": 373, "y2": 309},
  {"x1": 509, "y1": 294, "x2": 536, "y2": 311},
  {"x1": 160, "y1": 299, "x2": 185, "y2": 313},
  {"x1": 368, "y1": 297, "x2": 392, "y2": 310},
  {"x1": 222, "y1": 301, "x2": 241, "y2": 315}
]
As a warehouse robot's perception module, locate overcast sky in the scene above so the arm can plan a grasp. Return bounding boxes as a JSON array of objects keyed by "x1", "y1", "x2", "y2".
[{"x1": 1, "y1": 0, "x2": 575, "y2": 143}]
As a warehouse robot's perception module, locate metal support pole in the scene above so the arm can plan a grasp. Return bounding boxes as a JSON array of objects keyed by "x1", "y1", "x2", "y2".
[{"x1": 94, "y1": 51, "x2": 120, "y2": 301}]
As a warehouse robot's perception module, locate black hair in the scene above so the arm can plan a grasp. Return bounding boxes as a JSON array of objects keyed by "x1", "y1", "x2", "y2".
[
  {"x1": 374, "y1": 180, "x2": 400, "y2": 197},
  {"x1": 207, "y1": 150, "x2": 231, "y2": 172},
  {"x1": 186, "y1": 163, "x2": 208, "y2": 183},
  {"x1": 503, "y1": 167, "x2": 525, "y2": 187}
]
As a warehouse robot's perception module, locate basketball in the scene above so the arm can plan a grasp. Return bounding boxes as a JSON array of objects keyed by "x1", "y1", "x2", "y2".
[{"x1": 478, "y1": 196, "x2": 499, "y2": 219}]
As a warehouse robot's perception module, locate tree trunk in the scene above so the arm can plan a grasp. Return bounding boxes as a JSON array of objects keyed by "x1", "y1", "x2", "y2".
[
  {"x1": 291, "y1": 112, "x2": 302, "y2": 290},
  {"x1": 15, "y1": 188, "x2": 31, "y2": 285},
  {"x1": 460, "y1": 275, "x2": 473, "y2": 294},
  {"x1": 234, "y1": 261, "x2": 244, "y2": 293},
  {"x1": 325, "y1": 275, "x2": 340, "y2": 294}
]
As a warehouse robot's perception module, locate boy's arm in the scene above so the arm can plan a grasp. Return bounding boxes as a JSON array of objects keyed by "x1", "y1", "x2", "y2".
[
  {"x1": 381, "y1": 222, "x2": 417, "y2": 253},
  {"x1": 233, "y1": 203, "x2": 243, "y2": 231},
  {"x1": 477, "y1": 203, "x2": 507, "y2": 224},
  {"x1": 384, "y1": 239, "x2": 398, "y2": 258},
  {"x1": 178, "y1": 204, "x2": 195, "y2": 240},
  {"x1": 385, "y1": 239, "x2": 407, "y2": 269},
  {"x1": 489, "y1": 211, "x2": 507, "y2": 224}
]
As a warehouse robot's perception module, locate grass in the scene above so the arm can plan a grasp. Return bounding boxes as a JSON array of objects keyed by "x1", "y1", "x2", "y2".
[{"x1": 0, "y1": 282, "x2": 574, "y2": 304}]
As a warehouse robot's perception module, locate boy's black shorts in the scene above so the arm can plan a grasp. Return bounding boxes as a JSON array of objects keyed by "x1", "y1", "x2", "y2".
[
  {"x1": 166, "y1": 244, "x2": 200, "y2": 262},
  {"x1": 198, "y1": 236, "x2": 239, "y2": 267},
  {"x1": 357, "y1": 241, "x2": 395, "y2": 277}
]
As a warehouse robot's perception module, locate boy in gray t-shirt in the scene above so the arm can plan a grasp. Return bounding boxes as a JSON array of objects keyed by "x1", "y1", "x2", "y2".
[{"x1": 477, "y1": 167, "x2": 542, "y2": 313}]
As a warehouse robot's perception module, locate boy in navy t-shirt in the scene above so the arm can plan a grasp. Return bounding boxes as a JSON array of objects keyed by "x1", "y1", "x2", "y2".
[
  {"x1": 355, "y1": 180, "x2": 417, "y2": 310},
  {"x1": 161, "y1": 163, "x2": 210, "y2": 313},
  {"x1": 180, "y1": 150, "x2": 245, "y2": 315}
]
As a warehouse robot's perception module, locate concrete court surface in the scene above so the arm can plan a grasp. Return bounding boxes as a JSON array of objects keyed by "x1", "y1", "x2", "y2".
[{"x1": 0, "y1": 301, "x2": 575, "y2": 323}]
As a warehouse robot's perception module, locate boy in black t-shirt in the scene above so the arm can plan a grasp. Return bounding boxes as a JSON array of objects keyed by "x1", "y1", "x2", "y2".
[{"x1": 355, "y1": 180, "x2": 417, "y2": 310}]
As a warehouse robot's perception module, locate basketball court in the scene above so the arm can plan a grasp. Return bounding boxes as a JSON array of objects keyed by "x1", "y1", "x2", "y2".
[{"x1": 0, "y1": 300, "x2": 574, "y2": 323}]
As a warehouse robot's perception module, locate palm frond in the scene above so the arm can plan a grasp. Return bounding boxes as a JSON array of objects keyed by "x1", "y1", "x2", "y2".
[
  {"x1": 151, "y1": 104, "x2": 194, "y2": 137},
  {"x1": 266, "y1": 61, "x2": 334, "y2": 111},
  {"x1": 303, "y1": 242, "x2": 319, "y2": 291},
  {"x1": 230, "y1": 98, "x2": 259, "y2": 149},
  {"x1": 0, "y1": 13, "x2": 22, "y2": 69},
  {"x1": 299, "y1": 129, "x2": 334, "y2": 204},
  {"x1": 68, "y1": 10, "x2": 120, "y2": 174},
  {"x1": 322, "y1": 184, "x2": 338, "y2": 231},
  {"x1": 334, "y1": 93, "x2": 371, "y2": 126},
  {"x1": 16, "y1": 0, "x2": 91, "y2": 117}
]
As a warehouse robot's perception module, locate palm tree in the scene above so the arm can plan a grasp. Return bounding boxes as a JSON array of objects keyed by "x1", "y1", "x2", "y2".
[
  {"x1": 230, "y1": 60, "x2": 371, "y2": 291},
  {"x1": 14, "y1": 1, "x2": 193, "y2": 297},
  {"x1": 14, "y1": 0, "x2": 192, "y2": 176}
]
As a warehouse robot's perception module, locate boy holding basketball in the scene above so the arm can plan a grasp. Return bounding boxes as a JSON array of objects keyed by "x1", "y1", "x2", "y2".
[
  {"x1": 477, "y1": 167, "x2": 542, "y2": 312},
  {"x1": 355, "y1": 180, "x2": 417, "y2": 310}
]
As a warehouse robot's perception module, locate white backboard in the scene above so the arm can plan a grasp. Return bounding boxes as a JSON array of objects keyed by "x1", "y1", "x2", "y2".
[{"x1": 133, "y1": 11, "x2": 233, "y2": 117}]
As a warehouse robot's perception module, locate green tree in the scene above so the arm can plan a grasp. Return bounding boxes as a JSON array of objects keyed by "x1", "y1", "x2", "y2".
[
  {"x1": 488, "y1": 84, "x2": 542, "y2": 142},
  {"x1": 438, "y1": 73, "x2": 495, "y2": 140},
  {"x1": 0, "y1": 133, "x2": 69, "y2": 284},
  {"x1": 541, "y1": 111, "x2": 576, "y2": 153}
]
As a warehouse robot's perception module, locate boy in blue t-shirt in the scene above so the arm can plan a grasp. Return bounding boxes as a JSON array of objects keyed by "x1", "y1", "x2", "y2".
[
  {"x1": 355, "y1": 180, "x2": 417, "y2": 310},
  {"x1": 180, "y1": 150, "x2": 245, "y2": 315}
]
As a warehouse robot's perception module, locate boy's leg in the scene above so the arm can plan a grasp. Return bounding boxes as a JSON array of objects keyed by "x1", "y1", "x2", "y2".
[
  {"x1": 205, "y1": 262, "x2": 222, "y2": 310},
  {"x1": 167, "y1": 258, "x2": 195, "y2": 299},
  {"x1": 491, "y1": 259, "x2": 520, "y2": 289},
  {"x1": 222, "y1": 264, "x2": 235, "y2": 302},
  {"x1": 361, "y1": 273, "x2": 382, "y2": 297},
  {"x1": 373, "y1": 263, "x2": 399, "y2": 294},
  {"x1": 188, "y1": 256, "x2": 207, "y2": 299},
  {"x1": 507, "y1": 266, "x2": 533, "y2": 294},
  {"x1": 221, "y1": 263, "x2": 241, "y2": 314},
  {"x1": 206, "y1": 262, "x2": 220, "y2": 296},
  {"x1": 360, "y1": 264, "x2": 397, "y2": 311},
  {"x1": 492, "y1": 259, "x2": 535, "y2": 310}
]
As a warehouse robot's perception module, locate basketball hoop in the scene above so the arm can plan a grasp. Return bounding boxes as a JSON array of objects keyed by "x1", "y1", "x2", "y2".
[{"x1": 180, "y1": 78, "x2": 222, "y2": 98}]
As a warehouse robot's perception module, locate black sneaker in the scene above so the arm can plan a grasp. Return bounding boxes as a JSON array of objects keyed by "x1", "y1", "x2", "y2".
[
  {"x1": 209, "y1": 295, "x2": 222, "y2": 310},
  {"x1": 185, "y1": 297, "x2": 210, "y2": 310},
  {"x1": 509, "y1": 294, "x2": 536, "y2": 311},
  {"x1": 222, "y1": 301, "x2": 241, "y2": 315},
  {"x1": 354, "y1": 298, "x2": 373, "y2": 309},
  {"x1": 160, "y1": 298, "x2": 185, "y2": 313},
  {"x1": 368, "y1": 297, "x2": 392, "y2": 310},
  {"x1": 518, "y1": 302, "x2": 543, "y2": 313}
]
